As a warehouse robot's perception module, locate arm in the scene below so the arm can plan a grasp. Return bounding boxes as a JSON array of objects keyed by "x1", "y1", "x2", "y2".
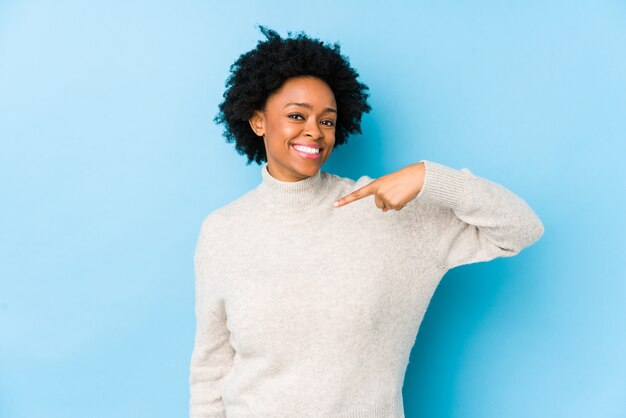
[
  {"x1": 190, "y1": 219, "x2": 235, "y2": 418},
  {"x1": 413, "y1": 160, "x2": 545, "y2": 271}
]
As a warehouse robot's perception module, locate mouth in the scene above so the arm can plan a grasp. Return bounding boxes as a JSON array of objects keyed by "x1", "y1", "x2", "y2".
[{"x1": 291, "y1": 144, "x2": 323, "y2": 160}]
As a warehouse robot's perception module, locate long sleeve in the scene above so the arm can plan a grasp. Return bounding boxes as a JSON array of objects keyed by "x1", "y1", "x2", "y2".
[
  {"x1": 189, "y1": 219, "x2": 235, "y2": 418},
  {"x1": 413, "y1": 160, "x2": 545, "y2": 271}
]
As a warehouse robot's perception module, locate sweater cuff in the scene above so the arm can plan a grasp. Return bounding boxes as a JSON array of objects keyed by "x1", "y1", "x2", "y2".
[{"x1": 415, "y1": 160, "x2": 467, "y2": 210}]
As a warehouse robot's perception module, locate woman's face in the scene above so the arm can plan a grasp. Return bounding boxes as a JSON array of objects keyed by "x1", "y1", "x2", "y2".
[{"x1": 249, "y1": 76, "x2": 337, "y2": 182}]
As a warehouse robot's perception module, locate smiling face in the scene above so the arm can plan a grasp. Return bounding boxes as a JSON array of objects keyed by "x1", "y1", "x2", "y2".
[{"x1": 248, "y1": 76, "x2": 337, "y2": 182}]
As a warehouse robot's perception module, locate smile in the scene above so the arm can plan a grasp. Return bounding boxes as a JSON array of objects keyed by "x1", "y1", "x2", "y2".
[{"x1": 292, "y1": 144, "x2": 322, "y2": 160}]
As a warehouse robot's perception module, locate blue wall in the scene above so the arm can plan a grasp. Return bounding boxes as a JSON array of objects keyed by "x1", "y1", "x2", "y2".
[{"x1": 1, "y1": 1, "x2": 624, "y2": 417}]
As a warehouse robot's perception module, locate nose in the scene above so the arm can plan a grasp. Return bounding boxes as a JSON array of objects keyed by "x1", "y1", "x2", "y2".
[{"x1": 304, "y1": 117, "x2": 322, "y2": 139}]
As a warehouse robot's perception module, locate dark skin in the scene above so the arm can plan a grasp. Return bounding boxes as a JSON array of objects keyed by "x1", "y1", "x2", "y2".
[
  {"x1": 248, "y1": 76, "x2": 337, "y2": 182},
  {"x1": 333, "y1": 162, "x2": 426, "y2": 212},
  {"x1": 249, "y1": 75, "x2": 427, "y2": 212}
]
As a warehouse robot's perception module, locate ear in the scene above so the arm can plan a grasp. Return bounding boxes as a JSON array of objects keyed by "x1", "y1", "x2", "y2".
[{"x1": 248, "y1": 110, "x2": 265, "y2": 137}]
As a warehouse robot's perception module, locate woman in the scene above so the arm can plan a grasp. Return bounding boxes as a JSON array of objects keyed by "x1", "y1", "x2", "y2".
[{"x1": 190, "y1": 26, "x2": 544, "y2": 418}]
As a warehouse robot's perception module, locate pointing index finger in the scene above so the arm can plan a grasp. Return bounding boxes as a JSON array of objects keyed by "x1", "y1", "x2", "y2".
[{"x1": 333, "y1": 181, "x2": 376, "y2": 207}]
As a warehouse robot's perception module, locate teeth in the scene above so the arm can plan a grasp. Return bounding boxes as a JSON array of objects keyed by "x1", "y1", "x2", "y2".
[{"x1": 293, "y1": 145, "x2": 320, "y2": 154}]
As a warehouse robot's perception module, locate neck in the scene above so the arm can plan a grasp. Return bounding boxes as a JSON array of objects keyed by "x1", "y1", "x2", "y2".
[
  {"x1": 266, "y1": 164, "x2": 311, "y2": 182},
  {"x1": 257, "y1": 162, "x2": 331, "y2": 213}
]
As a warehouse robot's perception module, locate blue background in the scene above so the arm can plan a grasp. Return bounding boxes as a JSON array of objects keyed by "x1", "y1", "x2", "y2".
[{"x1": 1, "y1": 1, "x2": 625, "y2": 417}]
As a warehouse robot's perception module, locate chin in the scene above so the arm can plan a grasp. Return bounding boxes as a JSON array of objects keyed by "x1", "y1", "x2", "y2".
[{"x1": 293, "y1": 164, "x2": 320, "y2": 178}]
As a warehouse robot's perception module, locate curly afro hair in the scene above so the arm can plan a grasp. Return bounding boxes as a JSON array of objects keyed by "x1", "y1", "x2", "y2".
[{"x1": 214, "y1": 25, "x2": 372, "y2": 165}]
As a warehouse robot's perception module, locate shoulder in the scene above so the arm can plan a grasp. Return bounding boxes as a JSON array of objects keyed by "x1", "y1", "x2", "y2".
[{"x1": 196, "y1": 187, "x2": 261, "y2": 241}]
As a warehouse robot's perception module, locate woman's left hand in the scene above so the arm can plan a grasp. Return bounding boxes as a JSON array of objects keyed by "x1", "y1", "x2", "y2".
[{"x1": 333, "y1": 162, "x2": 426, "y2": 212}]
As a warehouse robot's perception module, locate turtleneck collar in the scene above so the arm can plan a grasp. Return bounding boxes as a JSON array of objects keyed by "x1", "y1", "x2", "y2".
[{"x1": 257, "y1": 162, "x2": 332, "y2": 213}]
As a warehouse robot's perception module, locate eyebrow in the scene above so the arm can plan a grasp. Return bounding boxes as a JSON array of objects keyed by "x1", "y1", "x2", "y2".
[{"x1": 284, "y1": 102, "x2": 337, "y2": 114}]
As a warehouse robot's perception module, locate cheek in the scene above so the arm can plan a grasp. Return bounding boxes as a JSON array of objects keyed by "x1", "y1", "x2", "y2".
[
  {"x1": 280, "y1": 124, "x2": 302, "y2": 138},
  {"x1": 267, "y1": 118, "x2": 298, "y2": 135},
  {"x1": 267, "y1": 131, "x2": 298, "y2": 148}
]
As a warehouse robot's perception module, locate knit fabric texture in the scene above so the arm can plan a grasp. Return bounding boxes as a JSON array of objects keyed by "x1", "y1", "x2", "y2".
[{"x1": 190, "y1": 160, "x2": 544, "y2": 418}]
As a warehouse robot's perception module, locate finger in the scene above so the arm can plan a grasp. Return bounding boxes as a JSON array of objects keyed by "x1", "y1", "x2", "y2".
[
  {"x1": 333, "y1": 182, "x2": 376, "y2": 207},
  {"x1": 374, "y1": 194, "x2": 386, "y2": 209}
]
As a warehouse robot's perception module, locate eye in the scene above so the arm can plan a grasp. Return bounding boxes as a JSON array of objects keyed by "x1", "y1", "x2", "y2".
[
  {"x1": 288, "y1": 113, "x2": 304, "y2": 120},
  {"x1": 321, "y1": 119, "x2": 335, "y2": 127}
]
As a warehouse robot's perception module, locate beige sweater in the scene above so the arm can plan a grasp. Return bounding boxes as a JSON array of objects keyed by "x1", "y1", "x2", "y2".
[{"x1": 190, "y1": 160, "x2": 544, "y2": 417}]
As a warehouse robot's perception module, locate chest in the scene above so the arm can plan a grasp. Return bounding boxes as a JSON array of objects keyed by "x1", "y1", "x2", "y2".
[{"x1": 213, "y1": 206, "x2": 426, "y2": 356}]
